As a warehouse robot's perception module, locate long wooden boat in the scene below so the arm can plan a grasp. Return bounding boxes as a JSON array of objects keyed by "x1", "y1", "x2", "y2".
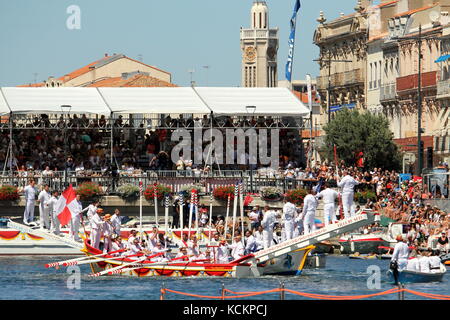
[{"x1": 82, "y1": 240, "x2": 315, "y2": 278}]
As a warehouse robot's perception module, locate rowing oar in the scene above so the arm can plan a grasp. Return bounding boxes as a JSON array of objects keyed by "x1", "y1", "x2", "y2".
[{"x1": 45, "y1": 249, "x2": 126, "y2": 268}]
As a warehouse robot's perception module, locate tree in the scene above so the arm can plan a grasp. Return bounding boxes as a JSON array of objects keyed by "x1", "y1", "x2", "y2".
[{"x1": 322, "y1": 108, "x2": 402, "y2": 170}]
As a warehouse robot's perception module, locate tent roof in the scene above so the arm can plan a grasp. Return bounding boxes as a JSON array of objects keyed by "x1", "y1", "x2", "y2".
[
  {"x1": 1, "y1": 87, "x2": 110, "y2": 115},
  {"x1": 98, "y1": 87, "x2": 210, "y2": 114},
  {"x1": 194, "y1": 87, "x2": 310, "y2": 116},
  {"x1": 0, "y1": 87, "x2": 309, "y2": 117}
]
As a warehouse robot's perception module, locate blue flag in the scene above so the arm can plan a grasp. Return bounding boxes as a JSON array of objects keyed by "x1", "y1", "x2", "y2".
[{"x1": 285, "y1": 0, "x2": 301, "y2": 82}]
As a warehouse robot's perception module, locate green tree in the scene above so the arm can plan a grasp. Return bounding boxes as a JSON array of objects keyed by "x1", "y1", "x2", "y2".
[{"x1": 322, "y1": 108, "x2": 402, "y2": 170}]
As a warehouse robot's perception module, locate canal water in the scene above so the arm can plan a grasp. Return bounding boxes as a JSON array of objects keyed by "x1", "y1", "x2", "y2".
[{"x1": 0, "y1": 255, "x2": 448, "y2": 300}]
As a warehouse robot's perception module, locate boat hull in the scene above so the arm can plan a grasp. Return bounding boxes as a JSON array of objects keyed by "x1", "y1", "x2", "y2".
[
  {"x1": 387, "y1": 265, "x2": 447, "y2": 283},
  {"x1": 339, "y1": 235, "x2": 388, "y2": 254}
]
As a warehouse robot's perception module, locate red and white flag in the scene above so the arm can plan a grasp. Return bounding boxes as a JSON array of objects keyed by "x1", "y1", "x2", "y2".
[{"x1": 54, "y1": 185, "x2": 78, "y2": 226}]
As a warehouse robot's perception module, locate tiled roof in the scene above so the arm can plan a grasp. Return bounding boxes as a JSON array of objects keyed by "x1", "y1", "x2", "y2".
[
  {"x1": 393, "y1": 4, "x2": 437, "y2": 18},
  {"x1": 292, "y1": 90, "x2": 320, "y2": 104},
  {"x1": 86, "y1": 73, "x2": 177, "y2": 88},
  {"x1": 16, "y1": 82, "x2": 46, "y2": 87}
]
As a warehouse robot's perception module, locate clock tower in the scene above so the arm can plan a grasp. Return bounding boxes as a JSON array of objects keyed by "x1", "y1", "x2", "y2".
[{"x1": 240, "y1": 1, "x2": 279, "y2": 88}]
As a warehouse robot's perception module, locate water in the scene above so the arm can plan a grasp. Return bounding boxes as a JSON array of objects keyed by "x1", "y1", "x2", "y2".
[{"x1": 0, "y1": 255, "x2": 448, "y2": 300}]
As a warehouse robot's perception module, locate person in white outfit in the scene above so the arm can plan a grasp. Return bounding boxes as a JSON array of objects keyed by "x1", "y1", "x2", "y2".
[
  {"x1": 406, "y1": 251, "x2": 420, "y2": 272},
  {"x1": 418, "y1": 250, "x2": 431, "y2": 273},
  {"x1": 37, "y1": 184, "x2": 51, "y2": 229},
  {"x1": 111, "y1": 209, "x2": 122, "y2": 236},
  {"x1": 429, "y1": 250, "x2": 442, "y2": 273},
  {"x1": 90, "y1": 209, "x2": 106, "y2": 249},
  {"x1": 294, "y1": 205, "x2": 304, "y2": 236},
  {"x1": 102, "y1": 214, "x2": 114, "y2": 253},
  {"x1": 69, "y1": 194, "x2": 83, "y2": 242},
  {"x1": 261, "y1": 206, "x2": 277, "y2": 249},
  {"x1": 301, "y1": 189, "x2": 318, "y2": 235},
  {"x1": 46, "y1": 191, "x2": 60, "y2": 235},
  {"x1": 391, "y1": 235, "x2": 410, "y2": 271},
  {"x1": 230, "y1": 235, "x2": 245, "y2": 261},
  {"x1": 337, "y1": 171, "x2": 359, "y2": 218},
  {"x1": 316, "y1": 182, "x2": 339, "y2": 226},
  {"x1": 23, "y1": 180, "x2": 37, "y2": 225},
  {"x1": 217, "y1": 240, "x2": 231, "y2": 264},
  {"x1": 80, "y1": 200, "x2": 100, "y2": 222},
  {"x1": 244, "y1": 230, "x2": 258, "y2": 254},
  {"x1": 282, "y1": 200, "x2": 297, "y2": 240},
  {"x1": 254, "y1": 225, "x2": 264, "y2": 251}
]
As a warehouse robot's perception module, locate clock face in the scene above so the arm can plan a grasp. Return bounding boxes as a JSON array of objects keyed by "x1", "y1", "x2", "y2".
[{"x1": 245, "y1": 46, "x2": 257, "y2": 62}]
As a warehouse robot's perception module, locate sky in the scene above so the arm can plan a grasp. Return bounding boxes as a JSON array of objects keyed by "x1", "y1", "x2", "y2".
[{"x1": 0, "y1": 0, "x2": 358, "y2": 87}]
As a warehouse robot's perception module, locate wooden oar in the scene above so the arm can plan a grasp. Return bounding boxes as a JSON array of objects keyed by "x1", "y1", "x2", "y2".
[
  {"x1": 90, "y1": 256, "x2": 147, "y2": 277},
  {"x1": 45, "y1": 249, "x2": 126, "y2": 268}
]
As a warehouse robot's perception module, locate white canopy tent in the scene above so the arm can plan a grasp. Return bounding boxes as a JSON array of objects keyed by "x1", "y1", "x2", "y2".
[{"x1": 0, "y1": 86, "x2": 309, "y2": 117}]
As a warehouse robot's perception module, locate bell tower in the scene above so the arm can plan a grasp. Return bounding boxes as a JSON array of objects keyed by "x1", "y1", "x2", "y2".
[{"x1": 240, "y1": 1, "x2": 279, "y2": 87}]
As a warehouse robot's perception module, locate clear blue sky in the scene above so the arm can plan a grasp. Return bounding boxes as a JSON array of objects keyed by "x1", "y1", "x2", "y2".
[{"x1": 0, "y1": 0, "x2": 357, "y2": 87}]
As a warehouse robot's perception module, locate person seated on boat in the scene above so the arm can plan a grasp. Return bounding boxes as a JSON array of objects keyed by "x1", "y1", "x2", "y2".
[
  {"x1": 244, "y1": 230, "x2": 258, "y2": 254},
  {"x1": 147, "y1": 226, "x2": 159, "y2": 250},
  {"x1": 127, "y1": 229, "x2": 138, "y2": 247},
  {"x1": 175, "y1": 247, "x2": 190, "y2": 261},
  {"x1": 429, "y1": 249, "x2": 442, "y2": 273},
  {"x1": 217, "y1": 239, "x2": 231, "y2": 264},
  {"x1": 127, "y1": 237, "x2": 144, "y2": 257},
  {"x1": 151, "y1": 241, "x2": 170, "y2": 262},
  {"x1": 187, "y1": 235, "x2": 200, "y2": 257},
  {"x1": 418, "y1": 249, "x2": 431, "y2": 273},
  {"x1": 230, "y1": 235, "x2": 245, "y2": 261},
  {"x1": 110, "y1": 235, "x2": 126, "y2": 256},
  {"x1": 177, "y1": 233, "x2": 189, "y2": 249},
  {"x1": 406, "y1": 250, "x2": 420, "y2": 272},
  {"x1": 391, "y1": 235, "x2": 410, "y2": 271}
]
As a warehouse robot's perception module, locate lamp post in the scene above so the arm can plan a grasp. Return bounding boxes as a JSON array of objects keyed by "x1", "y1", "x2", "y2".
[
  {"x1": 246, "y1": 105, "x2": 256, "y2": 193},
  {"x1": 61, "y1": 105, "x2": 72, "y2": 185}
]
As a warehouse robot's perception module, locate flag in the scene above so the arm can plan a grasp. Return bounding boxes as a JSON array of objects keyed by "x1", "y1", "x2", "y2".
[
  {"x1": 54, "y1": 185, "x2": 77, "y2": 226},
  {"x1": 285, "y1": 0, "x2": 301, "y2": 82},
  {"x1": 244, "y1": 195, "x2": 254, "y2": 206}
]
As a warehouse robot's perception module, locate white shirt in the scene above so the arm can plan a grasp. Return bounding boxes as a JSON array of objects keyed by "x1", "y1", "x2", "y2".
[
  {"x1": 38, "y1": 190, "x2": 51, "y2": 208},
  {"x1": 24, "y1": 185, "x2": 36, "y2": 201},
  {"x1": 317, "y1": 188, "x2": 338, "y2": 205},
  {"x1": 338, "y1": 175, "x2": 359, "y2": 193},
  {"x1": 391, "y1": 242, "x2": 409, "y2": 262},
  {"x1": 418, "y1": 256, "x2": 431, "y2": 273},
  {"x1": 245, "y1": 235, "x2": 258, "y2": 253},
  {"x1": 90, "y1": 213, "x2": 104, "y2": 230},
  {"x1": 429, "y1": 256, "x2": 442, "y2": 270},
  {"x1": 45, "y1": 196, "x2": 59, "y2": 215},
  {"x1": 406, "y1": 258, "x2": 419, "y2": 271},
  {"x1": 217, "y1": 243, "x2": 231, "y2": 263},
  {"x1": 261, "y1": 210, "x2": 277, "y2": 231},
  {"x1": 230, "y1": 241, "x2": 245, "y2": 261},
  {"x1": 111, "y1": 214, "x2": 122, "y2": 233},
  {"x1": 71, "y1": 200, "x2": 83, "y2": 220},
  {"x1": 187, "y1": 241, "x2": 199, "y2": 256},
  {"x1": 102, "y1": 221, "x2": 114, "y2": 237},
  {"x1": 283, "y1": 202, "x2": 296, "y2": 221},
  {"x1": 302, "y1": 194, "x2": 318, "y2": 216}
]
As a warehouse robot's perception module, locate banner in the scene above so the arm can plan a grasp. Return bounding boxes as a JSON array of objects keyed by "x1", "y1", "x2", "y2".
[{"x1": 285, "y1": 0, "x2": 301, "y2": 82}]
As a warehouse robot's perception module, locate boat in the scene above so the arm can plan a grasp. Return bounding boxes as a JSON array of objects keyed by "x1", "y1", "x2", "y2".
[
  {"x1": 82, "y1": 240, "x2": 316, "y2": 278},
  {"x1": 441, "y1": 253, "x2": 450, "y2": 265},
  {"x1": 387, "y1": 264, "x2": 447, "y2": 283},
  {"x1": 348, "y1": 253, "x2": 377, "y2": 260},
  {"x1": 377, "y1": 254, "x2": 392, "y2": 260},
  {"x1": 339, "y1": 233, "x2": 389, "y2": 254}
]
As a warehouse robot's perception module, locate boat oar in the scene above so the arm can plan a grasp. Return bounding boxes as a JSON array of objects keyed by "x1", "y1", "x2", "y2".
[
  {"x1": 45, "y1": 249, "x2": 126, "y2": 268},
  {"x1": 90, "y1": 256, "x2": 148, "y2": 277}
]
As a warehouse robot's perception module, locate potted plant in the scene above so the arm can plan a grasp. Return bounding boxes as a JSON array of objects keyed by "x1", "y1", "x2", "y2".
[
  {"x1": 76, "y1": 182, "x2": 103, "y2": 202},
  {"x1": 284, "y1": 188, "x2": 308, "y2": 206},
  {"x1": 354, "y1": 190, "x2": 377, "y2": 204},
  {"x1": 179, "y1": 184, "x2": 203, "y2": 197},
  {"x1": 0, "y1": 185, "x2": 20, "y2": 203},
  {"x1": 116, "y1": 184, "x2": 140, "y2": 203},
  {"x1": 144, "y1": 184, "x2": 172, "y2": 201},
  {"x1": 213, "y1": 186, "x2": 235, "y2": 202},
  {"x1": 260, "y1": 186, "x2": 283, "y2": 202}
]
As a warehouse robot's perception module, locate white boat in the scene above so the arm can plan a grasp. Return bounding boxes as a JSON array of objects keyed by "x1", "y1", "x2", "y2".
[{"x1": 387, "y1": 264, "x2": 447, "y2": 283}]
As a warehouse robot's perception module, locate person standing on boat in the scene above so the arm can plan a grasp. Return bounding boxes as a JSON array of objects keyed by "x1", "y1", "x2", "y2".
[
  {"x1": 23, "y1": 179, "x2": 37, "y2": 225},
  {"x1": 102, "y1": 214, "x2": 114, "y2": 253},
  {"x1": 46, "y1": 190, "x2": 60, "y2": 235},
  {"x1": 254, "y1": 225, "x2": 264, "y2": 251},
  {"x1": 37, "y1": 184, "x2": 51, "y2": 229},
  {"x1": 282, "y1": 199, "x2": 297, "y2": 240},
  {"x1": 90, "y1": 208, "x2": 106, "y2": 249},
  {"x1": 391, "y1": 235, "x2": 410, "y2": 271},
  {"x1": 111, "y1": 209, "x2": 122, "y2": 236},
  {"x1": 261, "y1": 206, "x2": 277, "y2": 249},
  {"x1": 316, "y1": 182, "x2": 339, "y2": 226},
  {"x1": 80, "y1": 200, "x2": 100, "y2": 222},
  {"x1": 69, "y1": 194, "x2": 83, "y2": 242},
  {"x1": 187, "y1": 235, "x2": 200, "y2": 257},
  {"x1": 294, "y1": 205, "x2": 304, "y2": 237},
  {"x1": 337, "y1": 170, "x2": 359, "y2": 218},
  {"x1": 301, "y1": 188, "x2": 319, "y2": 235},
  {"x1": 244, "y1": 229, "x2": 258, "y2": 254}
]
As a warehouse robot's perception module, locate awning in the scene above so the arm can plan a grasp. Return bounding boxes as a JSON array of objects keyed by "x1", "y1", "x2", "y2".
[
  {"x1": 330, "y1": 103, "x2": 356, "y2": 113},
  {"x1": 194, "y1": 87, "x2": 310, "y2": 116},
  {"x1": 0, "y1": 87, "x2": 110, "y2": 115},
  {"x1": 97, "y1": 87, "x2": 211, "y2": 114},
  {"x1": 0, "y1": 89, "x2": 11, "y2": 116},
  {"x1": 435, "y1": 54, "x2": 450, "y2": 63}
]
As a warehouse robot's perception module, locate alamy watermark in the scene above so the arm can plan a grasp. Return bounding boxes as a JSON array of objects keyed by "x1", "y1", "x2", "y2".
[
  {"x1": 66, "y1": 5, "x2": 81, "y2": 30},
  {"x1": 170, "y1": 128, "x2": 280, "y2": 169},
  {"x1": 366, "y1": 265, "x2": 381, "y2": 290},
  {"x1": 66, "y1": 265, "x2": 81, "y2": 290}
]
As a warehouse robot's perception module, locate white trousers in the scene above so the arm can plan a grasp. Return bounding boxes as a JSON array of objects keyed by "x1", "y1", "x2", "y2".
[
  {"x1": 303, "y1": 212, "x2": 316, "y2": 235},
  {"x1": 39, "y1": 205, "x2": 50, "y2": 229},
  {"x1": 323, "y1": 203, "x2": 336, "y2": 226},
  {"x1": 23, "y1": 200, "x2": 35, "y2": 224},
  {"x1": 262, "y1": 229, "x2": 273, "y2": 249},
  {"x1": 341, "y1": 192, "x2": 354, "y2": 219},
  {"x1": 69, "y1": 216, "x2": 81, "y2": 241},
  {"x1": 284, "y1": 220, "x2": 295, "y2": 240},
  {"x1": 50, "y1": 211, "x2": 60, "y2": 235},
  {"x1": 103, "y1": 236, "x2": 112, "y2": 253},
  {"x1": 90, "y1": 228, "x2": 102, "y2": 249}
]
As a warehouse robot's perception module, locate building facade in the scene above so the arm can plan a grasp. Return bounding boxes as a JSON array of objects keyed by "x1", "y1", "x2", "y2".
[{"x1": 240, "y1": 1, "x2": 279, "y2": 88}]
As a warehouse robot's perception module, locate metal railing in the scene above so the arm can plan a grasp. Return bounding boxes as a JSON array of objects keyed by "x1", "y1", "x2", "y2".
[{"x1": 0, "y1": 170, "x2": 319, "y2": 195}]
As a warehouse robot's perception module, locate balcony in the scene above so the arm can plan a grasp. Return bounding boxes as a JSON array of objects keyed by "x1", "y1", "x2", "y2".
[
  {"x1": 316, "y1": 69, "x2": 363, "y2": 91},
  {"x1": 396, "y1": 71, "x2": 437, "y2": 94},
  {"x1": 380, "y1": 83, "x2": 397, "y2": 101},
  {"x1": 437, "y1": 79, "x2": 450, "y2": 98},
  {"x1": 240, "y1": 28, "x2": 278, "y2": 40}
]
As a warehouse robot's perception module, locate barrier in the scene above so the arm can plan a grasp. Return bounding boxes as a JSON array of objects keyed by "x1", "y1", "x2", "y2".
[{"x1": 159, "y1": 283, "x2": 450, "y2": 300}]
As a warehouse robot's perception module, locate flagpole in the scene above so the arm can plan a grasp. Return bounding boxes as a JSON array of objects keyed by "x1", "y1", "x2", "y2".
[
  {"x1": 188, "y1": 189, "x2": 194, "y2": 238},
  {"x1": 153, "y1": 184, "x2": 158, "y2": 227},
  {"x1": 239, "y1": 182, "x2": 245, "y2": 247},
  {"x1": 164, "y1": 194, "x2": 169, "y2": 235},
  {"x1": 208, "y1": 192, "x2": 213, "y2": 244},
  {"x1": 285, "y1": 0, "x2": 301, "y2": 88},
  {"x1": 224, "y1": 194, "x2": 231, "y2": 243},
  {"x1": 179, "y1": 192, "x2": 184, "y2": 239},
  {"x1": 139, "y1": 181, "x2": 143, "y2": 237},
  {"x1": 232, "y1": 183, "x2": 238, "y2": 241}
]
